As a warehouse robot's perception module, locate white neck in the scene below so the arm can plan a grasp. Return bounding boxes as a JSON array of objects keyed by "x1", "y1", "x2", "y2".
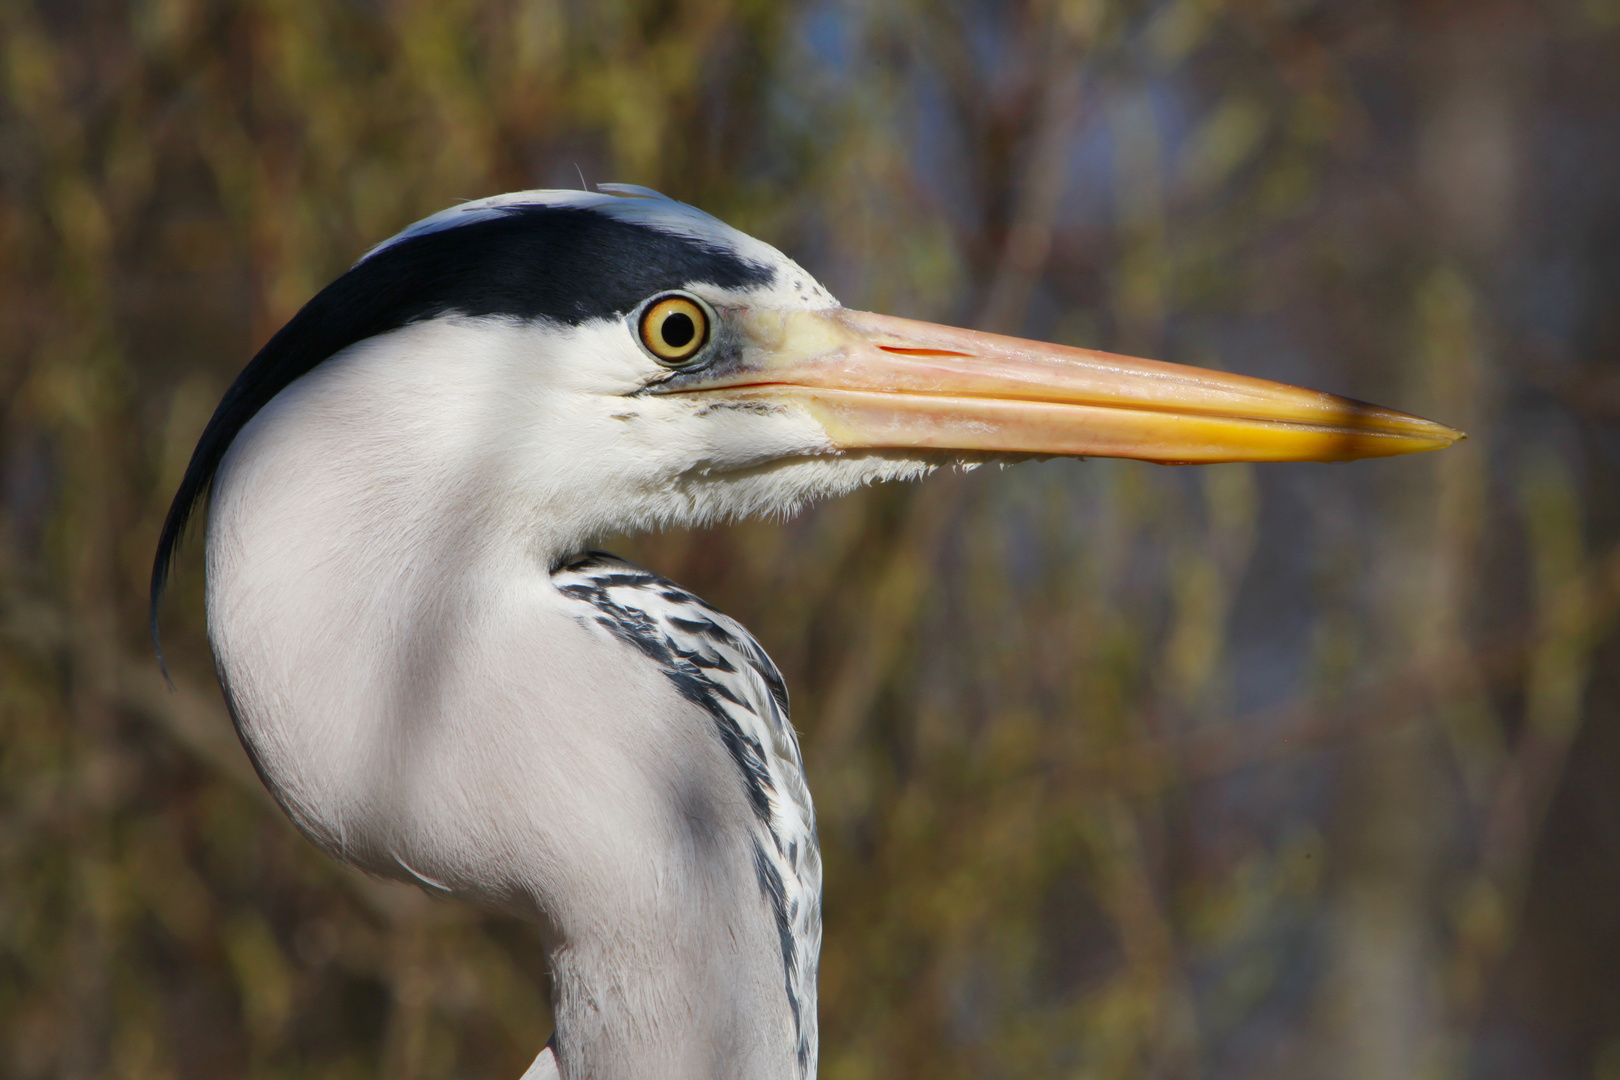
[{"x1": 204, "y1": 320, "x2": 809, "y2": 1078}]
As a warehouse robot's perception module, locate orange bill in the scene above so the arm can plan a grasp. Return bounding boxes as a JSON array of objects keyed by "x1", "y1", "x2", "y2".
[{"x1": 680, "y1": 307, "x2": 1463, "y2": 464}]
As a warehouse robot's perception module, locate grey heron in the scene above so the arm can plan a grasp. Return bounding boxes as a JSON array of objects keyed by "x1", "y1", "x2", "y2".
[{"x1": 150, "y1": 186, "x2": 1461, "y2": 1080}]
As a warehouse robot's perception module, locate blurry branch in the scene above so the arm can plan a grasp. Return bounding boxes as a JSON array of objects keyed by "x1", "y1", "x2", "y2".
[
  {"x1": 117, "y1": 659, "x2": 261, "y2": 800},
  {"x1": 1481, "y1": 454, "x2": 1594, "y2": 876},
  {"x1": 908, "y1": 0, "x2": 1091, "y2": 335},
  {"x1": 1090, "y1": 794, "x2": 1203, "y2": 1080},
  {"x1": 1511, "y1": 337, "x2": 1620, "y2": 420},
  {"x1": 1161, "y1": 465, "x2": 1258, "y2": 713},
  {"x1": 1442, "y1": 452, "x2": 1598, "y2": 1040},
  {"x1": 1072, "y1": 537, "x2": 1620, "y2": 797},
  {"x1": 809, "y1": 481, "x2": 961, "y2": 770},
  {"x1": 976, "y1": 63, "x2": 1084, "y2": 335}
]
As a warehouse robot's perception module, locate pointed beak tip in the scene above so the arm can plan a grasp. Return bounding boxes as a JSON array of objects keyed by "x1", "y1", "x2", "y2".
[{"x1": 1399, "y1": 418, "x2": 1468, "y2": 455}]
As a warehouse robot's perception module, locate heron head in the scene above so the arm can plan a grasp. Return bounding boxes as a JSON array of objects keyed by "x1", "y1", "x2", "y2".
[{"x1": 153, "y1": 186, "x2": 1462, "y2": 633}]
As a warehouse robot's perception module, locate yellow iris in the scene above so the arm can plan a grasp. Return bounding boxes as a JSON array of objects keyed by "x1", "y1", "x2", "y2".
[{"x1": 639, "y1": 295, "x2": 709, "y2": 364}]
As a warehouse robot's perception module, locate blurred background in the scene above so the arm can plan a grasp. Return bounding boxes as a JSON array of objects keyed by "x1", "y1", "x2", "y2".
[{"x1": 2, "y1": 0, "x2": 1619, "y2": 1077}]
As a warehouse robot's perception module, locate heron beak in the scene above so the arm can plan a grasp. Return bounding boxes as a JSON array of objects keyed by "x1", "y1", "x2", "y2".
[{"x1": 687, "y1": 307, "x2": 1462, "y2": 464}]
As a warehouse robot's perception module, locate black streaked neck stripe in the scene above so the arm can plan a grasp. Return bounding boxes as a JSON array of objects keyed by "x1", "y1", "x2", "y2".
[{"x1": 150, "y1": 203, "x2": 775, "y2": 653}]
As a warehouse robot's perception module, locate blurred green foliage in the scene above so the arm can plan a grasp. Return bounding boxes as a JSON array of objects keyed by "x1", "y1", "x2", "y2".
[{"x1": 3, "y1": 1, "x2": 1620, "y2": 1078}]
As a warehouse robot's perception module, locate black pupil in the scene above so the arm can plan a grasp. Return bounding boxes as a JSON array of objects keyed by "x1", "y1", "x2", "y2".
[{"x1": 661, "y1": 311, "x2": 696, "y2": 349}]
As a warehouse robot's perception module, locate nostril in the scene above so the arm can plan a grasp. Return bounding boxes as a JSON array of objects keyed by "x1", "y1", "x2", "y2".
[{"x1": 876, "y1": 346, "x2": 974, "y2": 358}]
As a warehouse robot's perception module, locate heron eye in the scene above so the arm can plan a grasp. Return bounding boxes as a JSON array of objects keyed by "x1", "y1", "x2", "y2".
[{"x1": 639, "y1": 295, "x2": 710, "y2": 365}]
